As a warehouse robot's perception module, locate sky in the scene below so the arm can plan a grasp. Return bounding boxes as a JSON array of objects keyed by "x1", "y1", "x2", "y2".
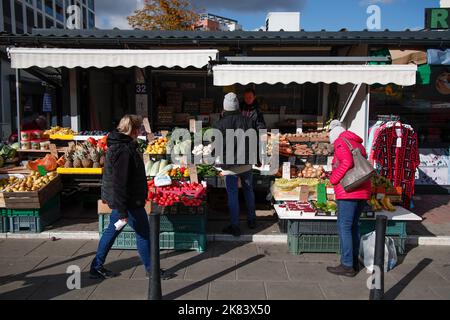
[{"x1": 95, "y1": 0, "x2": 442, "y2": 31}]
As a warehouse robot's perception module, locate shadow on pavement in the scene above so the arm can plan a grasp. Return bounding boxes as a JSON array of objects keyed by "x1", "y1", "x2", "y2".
[{"x1": 384, "y1": 258, "x2": 433, "y2": 300}]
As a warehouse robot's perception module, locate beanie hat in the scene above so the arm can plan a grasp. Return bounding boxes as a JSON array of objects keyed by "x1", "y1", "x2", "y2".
[
  {"x1": 223, "y1": 93, "x2": 239, "y2": 111},
  {"x1": 329, "y1": 120, "x2": 346, "y2": 145}
]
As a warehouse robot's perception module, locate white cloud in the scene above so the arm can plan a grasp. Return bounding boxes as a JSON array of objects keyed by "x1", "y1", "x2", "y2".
[{"x1": 96, "y1": 14, "x2": 132, "y2": 29}]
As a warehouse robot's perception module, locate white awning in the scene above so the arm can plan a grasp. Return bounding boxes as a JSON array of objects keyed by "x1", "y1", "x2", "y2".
[
  {"x1": 213, "y1": 64, "x2": 417, "y2": 86},
  {"x1": 8, "y1": 47, "x2": 218, "y2": 69}
]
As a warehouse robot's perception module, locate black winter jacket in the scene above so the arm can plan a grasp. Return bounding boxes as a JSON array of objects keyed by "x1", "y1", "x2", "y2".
[
  {"x1": 213, "y1": 110, "x2": 258, "y2": 168},
  {"x1": 101, "y1": 131, "x2": 148, "y2": 219},
  {"x1": 240, "y1": 100, "x2": 267, "y2": 131}
]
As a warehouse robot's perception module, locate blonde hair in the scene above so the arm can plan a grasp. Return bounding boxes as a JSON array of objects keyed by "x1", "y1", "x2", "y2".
[{"x1": 117, "y1": 114, "x2": 143, "y2": 136}]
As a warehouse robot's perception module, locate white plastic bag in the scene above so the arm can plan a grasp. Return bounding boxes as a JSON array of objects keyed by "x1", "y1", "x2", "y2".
[{"x1": 359, "y1": 231, "x2": 398, "y2": 273}]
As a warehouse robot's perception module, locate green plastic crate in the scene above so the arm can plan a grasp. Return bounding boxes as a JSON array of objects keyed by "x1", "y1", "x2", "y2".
[
  {"x1": 0, "y1": 215, "x2": 8, "y2": 233},
  {"x1": 288, "y1": 233, "x2": 407, "y2": 255},
  {"x1": 8, "y1": 196, "x2": 61, "y2": 233},
  {"x1": 359, "y1": 220, "x2": 407, "y2": 237},
  {"x1": 103, "y1": 230, "x2": 207, "y2": 253},
  {"x1": 99, "y1": 211, "x2": 207, "y2": 233},
  {"x1": 6, "y1": 196, "x2": 61, "y2": 217}
]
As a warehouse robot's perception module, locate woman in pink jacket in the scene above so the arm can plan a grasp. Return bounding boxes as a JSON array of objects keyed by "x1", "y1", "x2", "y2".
[{"x1": 327, "y1": 120, "x2": 371, "y2": 277}]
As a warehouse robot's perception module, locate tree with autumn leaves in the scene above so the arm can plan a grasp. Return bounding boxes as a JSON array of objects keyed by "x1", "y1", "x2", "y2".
[{"x1": 128, "y1": 0, "x2": 201, "y2": 31}]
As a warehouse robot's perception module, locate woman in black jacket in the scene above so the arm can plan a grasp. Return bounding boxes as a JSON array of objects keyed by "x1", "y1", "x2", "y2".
[{"x1": 90, "y1": 115, "x2": 150, "y2": 279}]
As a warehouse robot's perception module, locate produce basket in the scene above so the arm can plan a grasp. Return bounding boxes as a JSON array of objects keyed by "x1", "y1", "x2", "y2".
[
  {"x1": 287, "y1": 136, "x2": 310, "y2": 143},
  {"x1": 0, "y1": 174, "x2": 62, "y2": 209},
  {"x1": 0, "y1": 213, "x2": 8, "y2": 233},
  {"x1": 288, "y1": 220, "x2": 338, "y2": 235},
  {"x1": 359, "y1": 220, "x2": 407, "y2": 237},
  {"x1": 8, "y1": 195, "x2": 61, "y2": 233},
  {"x1": 104, "y1": 230, "x2": 207, "y2": 252}
]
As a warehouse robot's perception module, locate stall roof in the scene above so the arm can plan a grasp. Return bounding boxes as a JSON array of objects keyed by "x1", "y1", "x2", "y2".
[
  {"x1": 7, "y1": 47, "x2": 218, "y2": 69},
  {"x1": 1, "y1": 29, "x2": 449, "y2": 47},
  {"x1": 212, "y1": 64, "x2": 417, "y2": 86}
]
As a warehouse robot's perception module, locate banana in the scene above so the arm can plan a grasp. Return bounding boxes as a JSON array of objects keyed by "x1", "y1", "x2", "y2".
[{"x1": 381, "y1": 196, "x2": 396, "y2": 212}]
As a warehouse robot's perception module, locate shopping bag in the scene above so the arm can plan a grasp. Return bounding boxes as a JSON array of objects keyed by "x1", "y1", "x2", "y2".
[{"x1": 359, "y1": 231, "x2": 397, "y2": 273}]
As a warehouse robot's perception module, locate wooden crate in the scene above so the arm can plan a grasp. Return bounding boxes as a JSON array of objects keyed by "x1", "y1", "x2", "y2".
[{"x1": 1, "y1": 175, "x2": 62, "y2": 209}]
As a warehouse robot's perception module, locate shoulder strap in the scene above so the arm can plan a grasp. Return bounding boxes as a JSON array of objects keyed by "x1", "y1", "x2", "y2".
[{"x1": 341, "y1": 137, "x2": 354, "y2": 152}]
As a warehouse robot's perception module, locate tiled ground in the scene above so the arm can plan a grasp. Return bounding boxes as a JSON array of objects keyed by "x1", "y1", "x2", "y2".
[{"x1": 0, "y1": 239, "x2": 449, "y2": 300}]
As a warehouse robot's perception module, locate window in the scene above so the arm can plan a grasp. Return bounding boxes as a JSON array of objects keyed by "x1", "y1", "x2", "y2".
[
  {"x1": 88, "y1": 0, "x2": 94, "y2": 11},
  {"x1": 83, "y1": 6, "x2": 87, "y2": 28},
  {"x1": 45, "y1": 0, "x2": 53, "y2": 16},
  {"x1": 57, "y1": 22, "x2": 64, "y2": 29},
  {"x1": 25, "y1": 0, "x2": 33, "y2": 5},
  {"x1": 88, "y1": 11, "x2": 95, "y2": 29},
  {"x1": 55, "y1": 0, "x2": 64, "y2": 21},
  {"x1": 3, "y1": 0, "x2": 12, "y2": 33},
  {"x1": 37, "y1": 12, "x2": 43, "y2": 28},
  {"x1": 15, "y1": 1, "x2": 24, "y2": 33},
  {"x1": 37, "y1": 0, "x2": 43, "y2": 10},
  {"x1": 26, "y1": 7, "x2": 35, "y2": 32},
  {"x1": 46, "y1": 17, "x2": 53, "y2": 28}
]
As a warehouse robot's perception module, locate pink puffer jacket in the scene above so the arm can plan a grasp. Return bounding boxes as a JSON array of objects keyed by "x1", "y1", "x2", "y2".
[{"x1": 330, "y1": 131, "x2": 372, "y2": 200}]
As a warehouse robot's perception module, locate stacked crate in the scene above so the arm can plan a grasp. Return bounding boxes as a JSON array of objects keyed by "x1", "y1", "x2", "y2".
[
  {"x1": 157, "y1": 106, "x2": 174, "y2": 125},
  {"x1": 98, "y1": 201, "x2": 207, "y2": 253},
  {"x1": 199, "y1": 98, "x2": 214, "y2": 114},
  {"x1": 166, "y1": 91, "x2": 183, "y2": 113}
]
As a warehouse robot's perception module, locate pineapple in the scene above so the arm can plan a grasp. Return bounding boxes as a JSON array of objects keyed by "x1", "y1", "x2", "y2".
[
  {"x1": 64, "y1": 150, "x2": 74, "y2": 168},
  {"x1": 81, "y1": 150, "x2": 93, "y2": 168},
  {"x1": 73, "y1": 150, "x2": 82, "y2": 168},
  {"x1": 90, "y1": 148, "x2": 101, "y2": 168}
]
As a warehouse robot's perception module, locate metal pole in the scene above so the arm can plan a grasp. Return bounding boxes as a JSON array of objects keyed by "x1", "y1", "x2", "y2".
[
  {"x1": 148, "y1": 208, "x2": 162, "y2": 300},
  {"x1": 370, "y1": 215, "x2": 387, "y2": 300},
  {"x1": 15, "y1": 69, "x2": 21, "y2": 145}
]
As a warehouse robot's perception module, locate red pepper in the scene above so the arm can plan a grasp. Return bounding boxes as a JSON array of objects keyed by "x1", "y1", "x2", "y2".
[{"x1": 87, "y1": 137, "x2": 97, "y2": 146}]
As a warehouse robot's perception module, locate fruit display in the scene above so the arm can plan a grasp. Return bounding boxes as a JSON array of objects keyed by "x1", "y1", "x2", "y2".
[
  {"x1": 311, "y1": 143, "x2": 333, "y2": 156},
  {"x1": 145, "y1": 137, "x2": 168, "y2": 155},
  {"x1": 145, "y1": 159, "x2": 171, "y2": 177},
  {"x1": 286, "y1": 131, "x2": 329, "y2": 143},
  {"x1": 168, "y1": 167, "x2": 190, "y2": 179},
  {"x1": 293, "y1": 144, "x2": 313, "y2": 156},
  {"x1": 298, "y1": 163, "x2": 326, "y2": 178},
  {"x1": 44, "y1": 126, "x2": 77, "y2": 136},
  {"x1": 367, "y1": 195, "x2": 396, "y2": 212},
  {"x1": 0, "y1": 176, "x2": 21, "y2": 189},
  {"x1": 2, "y1": 171, "x2": 58, "y2": 192},
  {"x1": 27, "y1": 154, "x2": 58, "y2": 172},
  {"x1": 274, "y1": 178, "x2": 300, "y2": 191},
  {"x1": 284, "y1": 201, "x2": 316, "y2": 213},
  {"x1": 60, "y1": 142, "x2": 105, "y2": 169},
  {"x1": 279, "y1": 134, "x2": 293, "y2": 156},
  {"x1": 147, "y1": 180, "x2": 206, "y2": 206}
]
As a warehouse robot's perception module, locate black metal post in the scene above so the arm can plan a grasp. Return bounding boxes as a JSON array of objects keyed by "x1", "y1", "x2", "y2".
[
  {"x1": 148, "y1": 209, "x2": 162, "y2": 300},
  {"x1": 370, "y1": 215, "x2": 387, "y2": 300}
]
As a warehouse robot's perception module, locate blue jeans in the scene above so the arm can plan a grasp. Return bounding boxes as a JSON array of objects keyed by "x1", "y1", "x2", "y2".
[
  {"x1": 337, "y1": 200, "x2": 365, "y2": 267},
  {"x1": 92, "y1": 207, "x2": 151, "y2": 272},
  {"x1": 224, "y1": 171, "x2": 256, "y2": 228}
]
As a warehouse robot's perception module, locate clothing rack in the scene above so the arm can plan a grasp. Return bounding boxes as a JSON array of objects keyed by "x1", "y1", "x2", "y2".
[{"x1": 377, "y1": 114, "x2": 400, "y2": 122}]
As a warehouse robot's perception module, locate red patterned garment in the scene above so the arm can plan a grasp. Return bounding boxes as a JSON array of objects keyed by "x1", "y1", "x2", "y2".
[{"x1": 373, "y1": 122, "x2": 420, "y2": 209}]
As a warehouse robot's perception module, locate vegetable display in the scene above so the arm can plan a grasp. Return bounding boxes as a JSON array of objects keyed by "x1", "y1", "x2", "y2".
[
  {"x1": 146, "y1": 137, "x2": 168, "y2": 154},
  {"x1": 2, "y1": 171, "x2": 58, "y2": 192},
  {"x1": 44, "y1": 126, "x2": 77, "y2": 136}
]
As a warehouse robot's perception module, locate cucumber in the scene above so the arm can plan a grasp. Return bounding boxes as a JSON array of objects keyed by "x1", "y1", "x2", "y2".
[{"x1": 149, "y1": 160, "x2": 160, "y2": 176}]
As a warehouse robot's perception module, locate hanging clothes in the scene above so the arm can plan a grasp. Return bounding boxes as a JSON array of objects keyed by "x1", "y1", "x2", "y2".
[
  {"x1": 366, "y1": 121, "x2": 383, "y2": 162},
  {"x1": 372, "y1": 121, "x2": 420, "y2": 209}
]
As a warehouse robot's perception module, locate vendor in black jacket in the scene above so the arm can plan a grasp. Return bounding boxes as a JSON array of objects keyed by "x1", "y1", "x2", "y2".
[
  {"x1": 90, "y1": 115, "x2": 151, "y2": 280},
  {"x1": 241, "y1": 88, "x2": 267, "y2": 131},
  {"x1": 214, "y1": 93, "x2": 258, "y2": 237}
]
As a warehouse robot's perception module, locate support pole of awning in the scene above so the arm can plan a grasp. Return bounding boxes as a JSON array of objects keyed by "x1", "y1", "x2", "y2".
[{"x1": 15, "y1": 69, "x2": 21, "y2": 146}]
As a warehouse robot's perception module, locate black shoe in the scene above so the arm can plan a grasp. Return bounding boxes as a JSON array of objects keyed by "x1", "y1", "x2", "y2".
[
  {"x1": 89, "y1": 267, "x2": 118, "y2": 279},
  {"x1": 326, "y1": 264, "x2": 357, "y2": 277},
  {"x1": 222, "y1": 225, "x2": 241, "y2": 237},
  {"x1": 247, "y1": 220, "x2": 257, "y2": 229}
]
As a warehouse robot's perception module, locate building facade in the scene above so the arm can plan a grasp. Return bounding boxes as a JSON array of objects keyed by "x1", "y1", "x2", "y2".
[{"x1": 0, "y1": 0, "x2": 95, "y2": 139}]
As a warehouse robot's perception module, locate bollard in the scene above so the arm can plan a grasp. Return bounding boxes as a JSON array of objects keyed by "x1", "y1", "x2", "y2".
[
  {"x1": 148, "y1": 208, "x2": 162, "y2": 300},
  {"x1": 370, "y1": 215, "x2": 387, "y2": 300}
]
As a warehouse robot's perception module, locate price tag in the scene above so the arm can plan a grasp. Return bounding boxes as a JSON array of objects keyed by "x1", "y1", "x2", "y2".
[
  {"x1": 188, "y1": 165, "x2": 198, "y2": 183},
  {"x1": 49, "y1": 144, "x2": 58, "y2": 158},
  {"x1": 282, "y1": 162, "x2": 291, "y2": 180},
  {"x1": 143, "y1": 118, "x2": 152, "y2": 134},
  {"x1": 190, "y1": 119, "x2": 201, "y2": 133},
  {"x1": 37, "y1": 165, "x2": 47, "y2": 177},
  {"x1": 299, "y1": 185, "x2": 309, "y2": 203},
  {"x1": 296, "y1": 120, "x2": 303, "y2": 134},
  {"x1": 317, "y1": 183, "x2": 327, "y2": 204}
]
